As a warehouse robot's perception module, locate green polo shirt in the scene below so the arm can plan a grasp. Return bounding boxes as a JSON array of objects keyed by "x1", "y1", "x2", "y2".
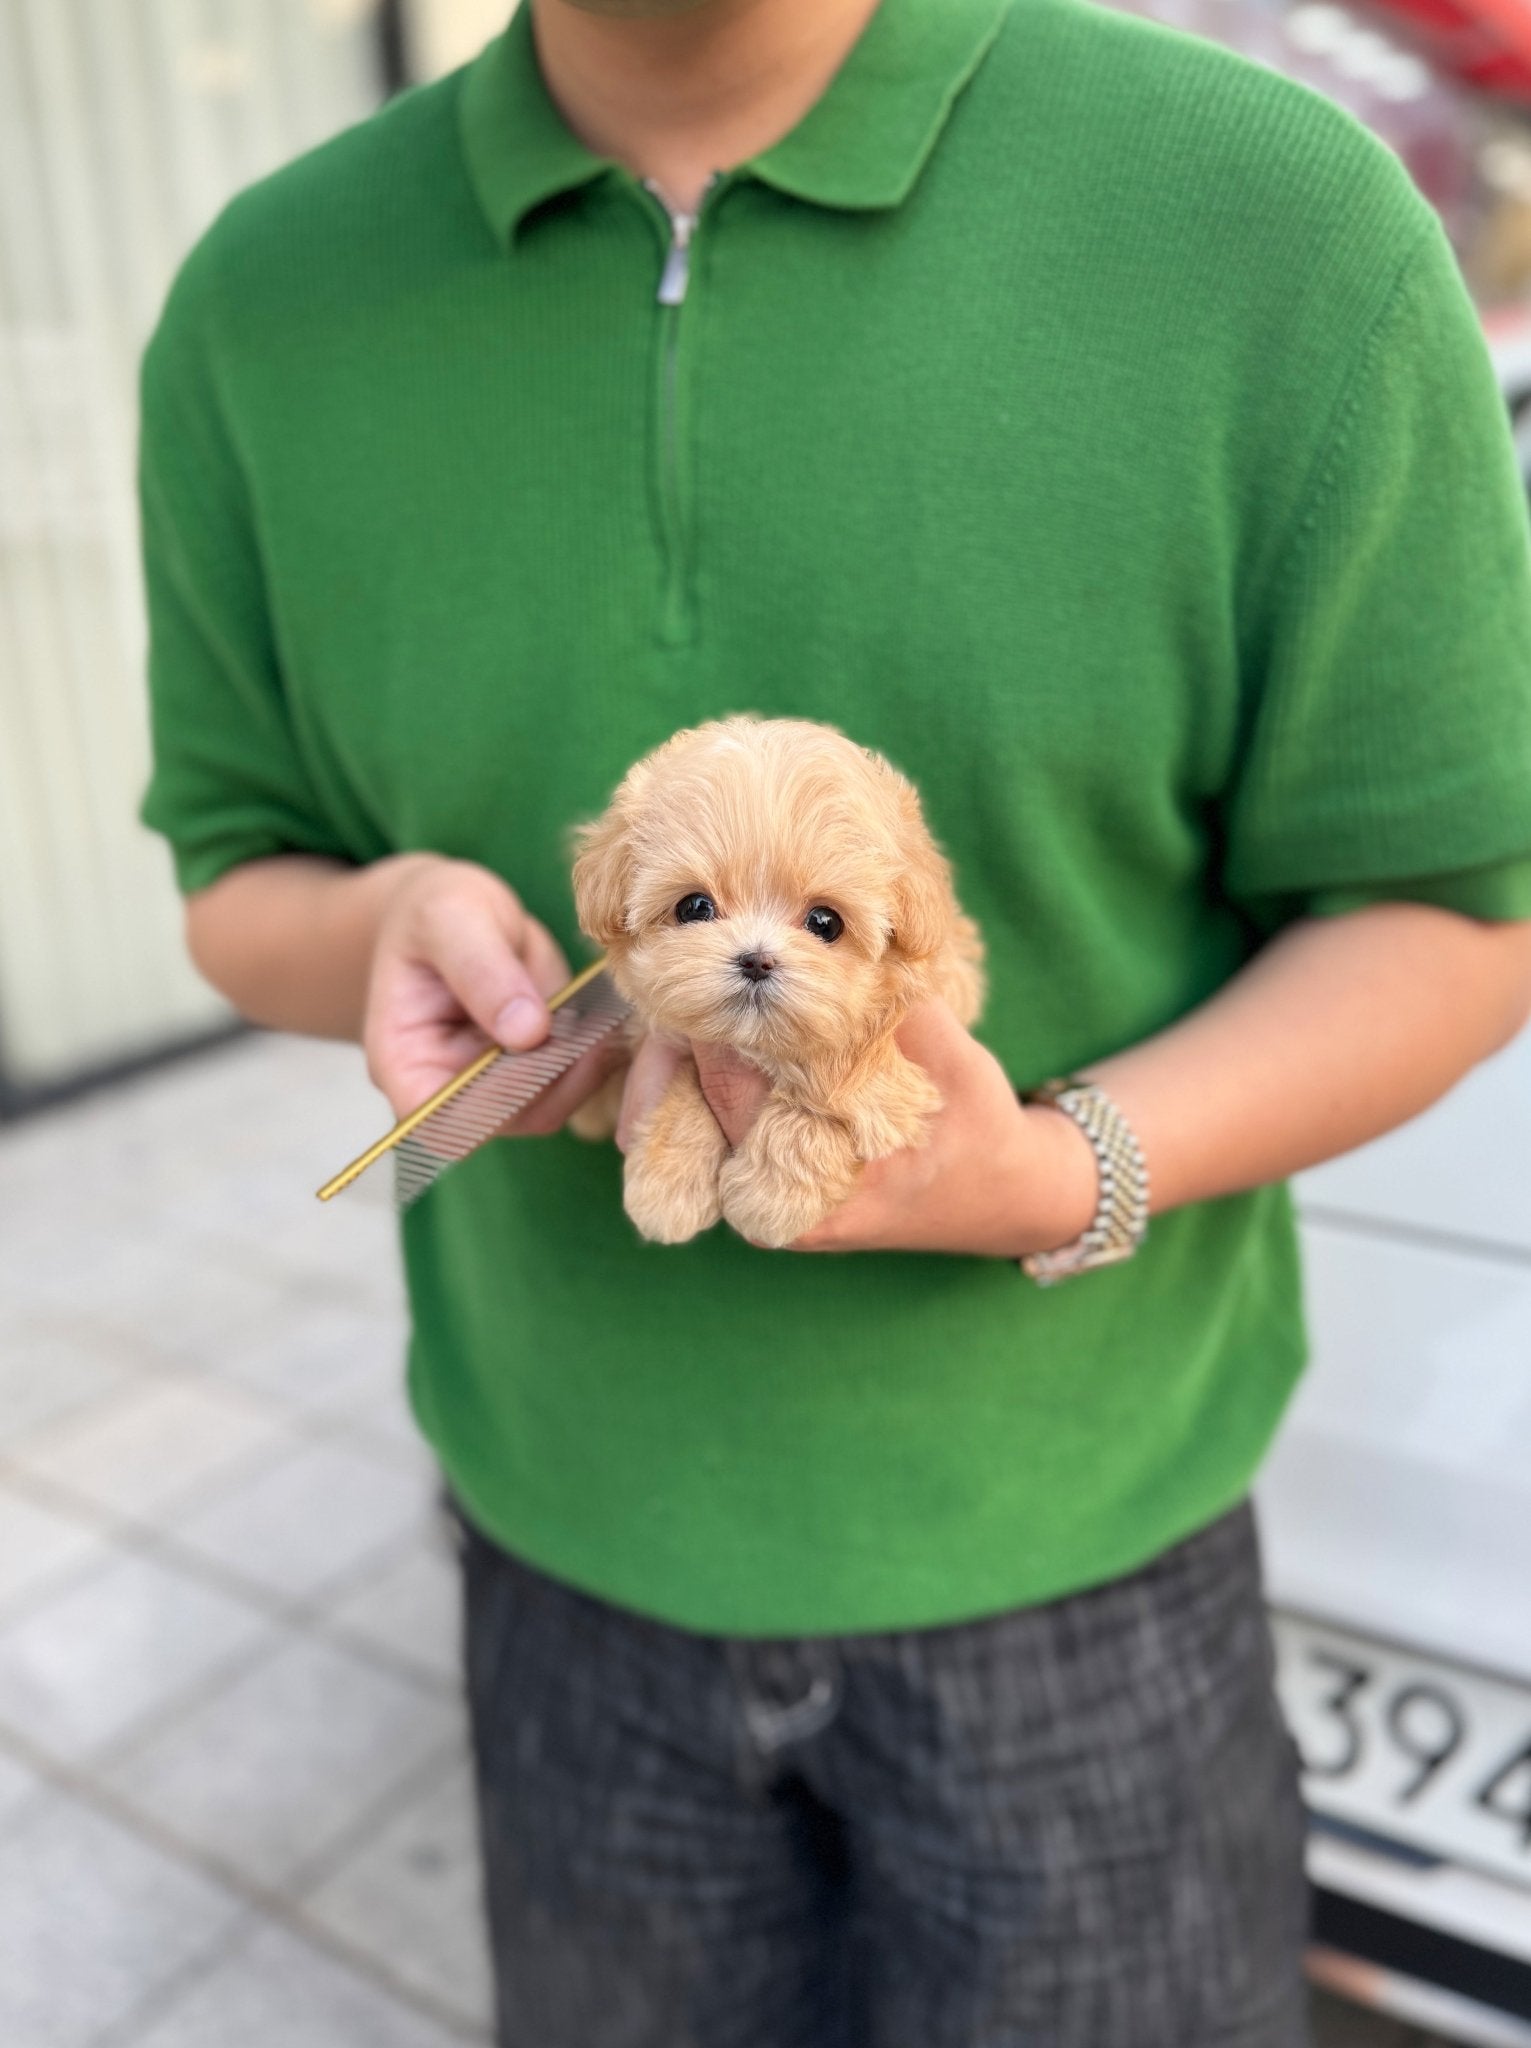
[{"x1": 139, "y1": 0, "x2": 1531, "y2": 1634}]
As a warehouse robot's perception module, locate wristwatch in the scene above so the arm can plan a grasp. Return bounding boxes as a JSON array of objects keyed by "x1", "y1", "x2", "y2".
[{"x1": 1015, "y1": 1075, "x2": 1150, "y2": 1285}]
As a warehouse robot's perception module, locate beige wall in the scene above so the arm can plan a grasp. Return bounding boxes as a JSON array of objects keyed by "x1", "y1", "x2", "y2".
[
  {"x1": 1, "y1": 0, "x2": 383, "y2": 1093},
  {"x1": 403, "y1": 0, "x2": 516, "y2": 79}
]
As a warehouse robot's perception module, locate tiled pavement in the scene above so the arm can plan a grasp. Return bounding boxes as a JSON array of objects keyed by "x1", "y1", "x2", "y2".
[
  {"x1": 0, "y1": 1032, "x2": 484, "y2": 2047},
  {"x1": 0, "y1": 1029, "x2": 1455, "y2": 2046}
]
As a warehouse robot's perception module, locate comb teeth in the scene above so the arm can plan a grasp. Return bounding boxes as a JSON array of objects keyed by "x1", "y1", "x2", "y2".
[
  {"x1": 315, "y1": 965, "x2": 631, "y2": 1208},
  {"x1": 391, "y1": 972, "x2": 630, "y2": 1208}
]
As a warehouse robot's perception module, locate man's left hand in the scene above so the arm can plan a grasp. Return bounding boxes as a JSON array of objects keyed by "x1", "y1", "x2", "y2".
[{"x1": 617, "y1": 1000, "x2": 1099, "y2": 1258}]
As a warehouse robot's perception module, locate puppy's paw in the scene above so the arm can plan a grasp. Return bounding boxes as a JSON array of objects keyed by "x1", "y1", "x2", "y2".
[
  {"x1": 849, "y1": 1062, "x2": 943, "y2": 1162},
  {"x1": 718, "y1": 1154, "x2": 841, "y2": 1248},
  {"x1": 617, "y1": 1055, "x2": 728, "y2": 1243},
  {"x1": 718, "y1": 1100, "x2": 861, "y2": 1248},
  {"x1": 624, "y1": 1148, "x2": 723, "y2": 1243}
]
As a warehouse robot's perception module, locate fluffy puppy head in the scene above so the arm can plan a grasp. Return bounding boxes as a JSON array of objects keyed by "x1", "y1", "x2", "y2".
[{"x1": 571, "y1": 717, "x2": 959, "y2": 1066}]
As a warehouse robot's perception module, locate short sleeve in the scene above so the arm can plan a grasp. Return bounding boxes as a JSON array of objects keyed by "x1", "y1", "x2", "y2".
[
  {"x1": 1302, "y1": 852, "x2": 1531, "y2": 922},
  {"x1": 137, "y1": 234, "x2": 354, "y2": 895},
  {"x1": 1221, "y1": 212, "x2": 1531, "y2": 933}
]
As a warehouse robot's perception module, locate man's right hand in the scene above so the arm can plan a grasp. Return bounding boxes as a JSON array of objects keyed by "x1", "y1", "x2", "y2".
[
  {"x1": 182, "y1": 849, "x2": 620, "y2": 1138},
  {"x1": 364, "y1": 856, "x2": 622, "y2": 1134}
]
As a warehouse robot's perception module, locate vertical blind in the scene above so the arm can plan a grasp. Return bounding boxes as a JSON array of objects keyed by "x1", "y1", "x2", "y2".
[{"x1": 0, "y1": 0, "x2": 382, "y2": 1097}]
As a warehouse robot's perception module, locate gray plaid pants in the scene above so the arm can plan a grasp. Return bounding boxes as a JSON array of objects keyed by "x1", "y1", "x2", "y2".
[{"x1": 458, "y1": 1497, "x2": 1313, "y2": 2048}]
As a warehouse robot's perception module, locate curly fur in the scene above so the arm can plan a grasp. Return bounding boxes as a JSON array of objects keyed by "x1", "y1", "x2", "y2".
[{"x1": 569, "y1": 716, "x2": 985, "y2": 1247}]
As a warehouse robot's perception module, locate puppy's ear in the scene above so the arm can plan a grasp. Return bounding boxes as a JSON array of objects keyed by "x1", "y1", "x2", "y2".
[
  {"x1": 891, "y1": 829, "x2": 957, "y2": 962},
  {"x1": 571, "y1": 801, "x2": 634, "y2": 949},
  {"x1": 871, "y1": 759, "x2": 957, "y2": 963}
]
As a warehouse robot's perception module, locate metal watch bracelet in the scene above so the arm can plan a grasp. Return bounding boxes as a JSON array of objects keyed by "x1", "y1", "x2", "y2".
[{"x1": 1015, "y1": 1076, "x2": 1150, "y2": 1285}]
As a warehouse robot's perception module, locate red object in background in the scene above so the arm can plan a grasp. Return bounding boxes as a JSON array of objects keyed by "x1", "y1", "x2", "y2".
[{"x1": 1371, "y1": 0, "x2": 1531, "y2": 100}]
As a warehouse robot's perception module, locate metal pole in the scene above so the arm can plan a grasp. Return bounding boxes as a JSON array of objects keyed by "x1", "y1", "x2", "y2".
[{"x1": 377, "y1": 0, "x2": 412, "y2": 96}]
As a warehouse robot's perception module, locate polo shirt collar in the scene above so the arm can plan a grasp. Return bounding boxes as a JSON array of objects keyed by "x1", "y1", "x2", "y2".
[
  {"x1": 747, "y1": 0, "x2": 1010, "y2": 210},
  {"x1": 459, "y1": 0, "x2": 1011, "y2": 245}
]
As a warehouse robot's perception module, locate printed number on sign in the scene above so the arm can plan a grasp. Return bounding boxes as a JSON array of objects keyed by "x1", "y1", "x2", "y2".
[{"x1": 1272, "y1": 1612, "x2": 1531, "y2": 1889}]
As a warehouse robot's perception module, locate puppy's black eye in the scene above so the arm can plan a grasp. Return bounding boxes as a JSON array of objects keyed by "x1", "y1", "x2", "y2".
[
  {"x1": 804, "y1": 906, "x2": 843, "y2": 944},
  {"x1": 675, "y1": 893, "x2": 716, "y2": 925}
]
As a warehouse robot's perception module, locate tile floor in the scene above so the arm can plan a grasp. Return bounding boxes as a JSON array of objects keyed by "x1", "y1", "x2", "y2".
[{"x1": 0, "y1": 1029, "x2": 1455, "y2": 2046}]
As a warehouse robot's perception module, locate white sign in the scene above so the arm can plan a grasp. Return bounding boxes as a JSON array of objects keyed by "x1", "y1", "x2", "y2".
[{"x1": 1274, "y1": 1611, "x2": 1531, "y2": 1893}]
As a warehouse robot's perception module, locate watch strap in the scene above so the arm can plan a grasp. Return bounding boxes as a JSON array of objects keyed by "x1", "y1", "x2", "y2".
[{"x1": 1016, "y1": 1075, "x2": 1150, "y2": 1285}]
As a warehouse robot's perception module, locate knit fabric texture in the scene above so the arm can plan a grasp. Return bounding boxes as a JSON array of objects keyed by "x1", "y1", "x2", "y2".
[{"x1": 138, "y1": 0, "x2": 1531, "y2": 1634}]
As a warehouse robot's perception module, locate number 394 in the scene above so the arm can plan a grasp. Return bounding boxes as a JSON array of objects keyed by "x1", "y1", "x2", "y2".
[{"x1": 1300, "y1": 1649, "x2": 1531, "y2": 1848}]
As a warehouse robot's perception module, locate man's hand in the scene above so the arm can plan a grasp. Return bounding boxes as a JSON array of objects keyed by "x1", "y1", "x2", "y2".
[
  {"x1": 364, "y1": 857, "x2": 622, "y2": 1134},
  {"x1": 190, "y1": 858, "x2": 1531, "y2": 1236},
  {"x1": 616, "y1": 1002, "x2": 1099, "y2": 1258},
  {"x1": 184, "y1": 850, "x2": 620, "y2": 1136}
]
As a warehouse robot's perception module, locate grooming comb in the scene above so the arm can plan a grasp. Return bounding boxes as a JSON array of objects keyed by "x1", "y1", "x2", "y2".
[{"x1": 315, "y1": 958, "x2": 631, "y2": 1209}]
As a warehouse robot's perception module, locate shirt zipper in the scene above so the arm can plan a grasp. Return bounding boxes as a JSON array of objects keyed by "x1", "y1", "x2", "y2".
[
  {"x1": 654, "y1": 199, "x2": 699, "y2": 308},
  {"x1": 643, "y1": 175, "x2": 717, "y2": 646}
]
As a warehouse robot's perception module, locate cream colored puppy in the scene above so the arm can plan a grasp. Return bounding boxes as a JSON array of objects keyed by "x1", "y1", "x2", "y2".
[{"x1": 571, "y1": 716, "x2": 985, "y2": 1249}]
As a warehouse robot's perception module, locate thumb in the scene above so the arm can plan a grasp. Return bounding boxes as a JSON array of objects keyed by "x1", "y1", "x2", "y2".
[
  {"x1": 616, "y1": 1035, "x2": 684, "y2": 1154},
  {"x1": 890, "y1": 997, "x2": 971, "y2": 1087},
  {"x1": 692, "y1": 1043, "x2": 771, "y2": 1147}
]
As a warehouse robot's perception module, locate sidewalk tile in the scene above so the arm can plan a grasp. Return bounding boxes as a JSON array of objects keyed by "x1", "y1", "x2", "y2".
[
  {"x1": 300, "y1": 1761, "x2": 492, "y2": 2032},
  {"x1": 291, "y1": 1197, "x2": 408, "y2": 1310},
  {"x1": 0, "y1": 1786, "x2": 241, "y2": 2047},
  {"x1": 211, "y1": 1299, "x2": 406, "y2": 1410},
  {"x1": 9, "y1": 1378, "x2": 286, "y2": 1519},
  {"x1": 0, "y1": 1323, "x2": 136, "y2": 1448},
  {"x1": 129, "y1": 1921, "x2": 471, "y2": 2048},
  {"x1": 168, "y1": 1439, "x2": 430, "y2": 1601},
  {"x1": 0, "y1": 1485, "x2": 106, "y2": 1618},
  {"x1": 324, "y1": 1533, "x2": 461, "y2": 1683},
  {"x1": 0, "y1": 1210, "x2": 165, "y2": 1311},
  {"x1": 105, "y1": 1634, "x2": 458, "y2": 1890},
  {"x1": 0, "y1": 1549, "x2": 269, "y2": 1760},
  {"x1": 64, "y1": 1252, "x2": 297, "y2": 1366},
  {"x1": 336, "y1": 1368, "x2": 425, "y2": 1454},
  {"x1": 0, "y1": 1745, "x2": 44, "y2": 1825}
]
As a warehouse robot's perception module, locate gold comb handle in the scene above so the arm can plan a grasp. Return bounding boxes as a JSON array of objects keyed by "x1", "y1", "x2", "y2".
[{"x1": 315, "y1": 955, "x2": 611, "y2": 1202}]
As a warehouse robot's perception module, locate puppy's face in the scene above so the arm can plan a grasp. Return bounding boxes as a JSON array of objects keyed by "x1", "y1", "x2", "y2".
[{"x1": 573, "y1": 719, "x2": 955, "y2": 1066}]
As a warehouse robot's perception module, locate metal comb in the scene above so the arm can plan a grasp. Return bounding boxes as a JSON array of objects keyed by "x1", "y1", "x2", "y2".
[{"x1": 315, "y1": 958, "x2": 631, "y2": 1209}]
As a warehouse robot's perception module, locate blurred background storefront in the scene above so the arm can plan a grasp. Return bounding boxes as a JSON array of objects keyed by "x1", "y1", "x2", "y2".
[{"x1": 0, "y1": 0, "x2": 501, "y2": 1113}]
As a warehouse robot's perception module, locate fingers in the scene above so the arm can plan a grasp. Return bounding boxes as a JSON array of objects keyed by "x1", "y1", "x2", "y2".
[
  {"x1": 363, "y1": 952, "x2": 486, "y2": 1118},
  {"x1": 692, "y1": 1043, "x2": 771, "y2": 1147},
  {"x1": 366, "y1": 864, "x2": 583, "y2": 1118},
  {"x1": 616, "y1": 1036, "x2": 685, "y2": 1154},
  {"x1": 422, "y1": 888, "x2": 554, "y2": 1052}
]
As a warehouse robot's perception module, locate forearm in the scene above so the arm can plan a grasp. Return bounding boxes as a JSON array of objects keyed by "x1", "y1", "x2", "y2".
[
  {"x1": 1078, "y1": 903, "x2": 1531, "y2": 1218},
  {"x1": 686, "y1": 904, "x2": 1531, "y2": 1260},
  {"x1": 183, "y1": 851, "x2": 436, "y2": 1039},
  {"x1": 182, "y1": 850, "x2": 595, "y2": 1120}
]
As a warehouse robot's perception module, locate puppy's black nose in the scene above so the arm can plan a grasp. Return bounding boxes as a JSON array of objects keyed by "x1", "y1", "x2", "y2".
[{"x1": 737, "y1": 951, "x2": 776, "y2": 984}]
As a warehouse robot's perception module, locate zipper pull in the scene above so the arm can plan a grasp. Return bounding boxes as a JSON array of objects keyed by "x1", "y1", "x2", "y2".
[
  {"x1": 643, "y1": 174, "x2": 716, "y2": 307},
  {"x1": 656, "y1": 211, "x2": 696, "y2": 307}
]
